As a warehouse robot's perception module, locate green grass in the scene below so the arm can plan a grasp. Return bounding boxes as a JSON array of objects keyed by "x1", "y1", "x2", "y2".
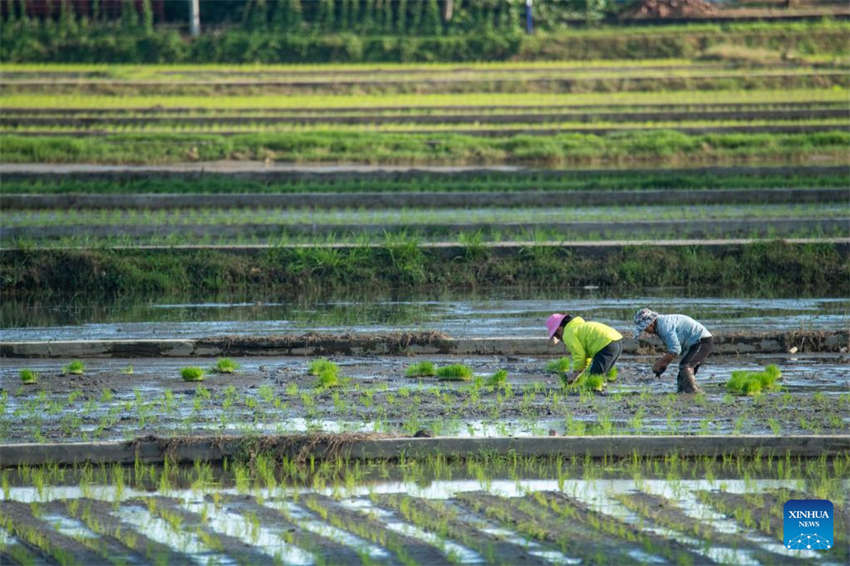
[
  {"x1": 180, "y1": 367, "x2": 205, "y2": 382},
  {"x1": 726, "y1": 365, "x2": 782, "y2": 396},
  {"x1": 2, "y1": 130, "x2": 847, "y2": 166},
  {"x1": 8, "y1": 204, "x2": 846, "y2": 229},
  {"x1": 19, "y1": 369, "x2": 37, "y2": 384},
  {"x1": 436, "y1": 364, "x2": 473, "y2": 381},
  {"x1": 3, "y1": 168, "x2": 847, "y2": 195},
  {"x1": 2, "y1": 87, "x2": 846, "y2": 111},
  {"x1": 4, "y1": 241, "x2": 848, "y2": 301},
  {"x1": 405, "y1": 361, "x2": 436, "y2": 378}
]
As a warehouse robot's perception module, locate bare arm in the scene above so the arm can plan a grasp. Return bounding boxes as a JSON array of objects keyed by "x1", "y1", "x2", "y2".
[{"x1": 653, "y1": 353, "x2": 675, "y2": 375}]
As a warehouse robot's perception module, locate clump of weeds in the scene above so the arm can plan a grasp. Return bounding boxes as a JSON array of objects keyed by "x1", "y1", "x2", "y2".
[
  {"x1": 487, "y1": 369, "x2": 507, "y2": 387},
  {"x1": 309, "y1": 358, "x2": 341, "y2": 388},
  {"x1": 19, "y1": 369, "x2": 38, "y2": 384},
  {"x1": 436, "y1": 364, "x2": 473, "y2": 381},
  {"x1": 181, "y1": 367, "x2": 205, "y2": 382},
  {"x1": 405, "y1": 361, "x2": 436, "y2": 378},
  {"x1": 726, "y1": 364, "x2": 781, "y2": 396},
  {"x1": 62, "y1": 360, "x2": 85, "y2": 375},
  {"x1": 213, "y1": 358, "x2": 240, "y2": 374}
]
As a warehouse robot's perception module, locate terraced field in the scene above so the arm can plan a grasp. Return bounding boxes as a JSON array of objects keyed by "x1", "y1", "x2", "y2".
[
  {"x1": 2, "y1": 60, "x2": 848, "y2": 166},
  {"x1": 2, "y1": 48, "x2": 849, "y2": 565}
]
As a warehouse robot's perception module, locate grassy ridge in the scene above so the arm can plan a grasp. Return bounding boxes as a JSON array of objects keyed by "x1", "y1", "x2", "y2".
[
  {"x1": 3, "y1": 242, "x2": 847, "y2": 301},
  {"x1": 3, "y1": 130, "x2": 848, "y2": 166},
  {"x1": 3, "y1": 88, "x2": 845, "y2": 110},
  {"x1": 2, "y1": 169, "x2": 848, "y2": 194}
]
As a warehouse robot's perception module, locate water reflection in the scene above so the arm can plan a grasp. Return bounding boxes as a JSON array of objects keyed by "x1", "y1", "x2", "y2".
[{"x1": 2, "y1": 290, "x2": 848, "y2": 341}]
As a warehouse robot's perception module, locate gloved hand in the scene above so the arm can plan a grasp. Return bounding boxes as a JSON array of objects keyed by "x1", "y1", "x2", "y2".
[{"x1": 652, "y1": 360, "x2": 668, "y2": 376}]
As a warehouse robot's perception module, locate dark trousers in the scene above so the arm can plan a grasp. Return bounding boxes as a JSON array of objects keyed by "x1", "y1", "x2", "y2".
[
  {"x1": 589, "y1": 339, "x2": 623, "y2": 376},
  {"x1": 679, "y1": 337, "x2": 713, "y2": 374}
]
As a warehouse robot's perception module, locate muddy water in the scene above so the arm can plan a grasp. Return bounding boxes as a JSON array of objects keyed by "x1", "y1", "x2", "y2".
[{"x1": 2, "y1": 295, "x2": 848, "y2": 341}]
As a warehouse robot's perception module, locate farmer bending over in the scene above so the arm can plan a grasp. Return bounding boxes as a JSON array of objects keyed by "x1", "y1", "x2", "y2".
[
  {"x1": 546, "y1": 313, "x2": 623, "y2": 385},
  {"x1": 633, "y1": 308, "x2": 712, "y2": 394}
]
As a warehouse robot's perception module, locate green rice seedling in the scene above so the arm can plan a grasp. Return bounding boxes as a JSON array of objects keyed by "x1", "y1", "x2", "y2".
[
  {"x1": 19, "y1": 369, "x2": 38, "y2": 384},
  {"x1": 62, "y1": 360, "x2": 85, "y2": 375},
  {"x1": 726, "y1": 364, "x2": 781, "y2": 396},
  {"x1": 308, "y1": 358, "x2": 337, "y2": 377},
  {"x1": 436, "y1": 364, "x2": 473, "y2": 381},
  {"x1": 121, "y1": 365, "x2": 134, "y2": 375},
  {"x1": 405, "y1": 361, "x2": 436, "y2": 378},
  {"x1": 487, "y1": 369, "x2": 507, "y2": 387},
  {"x1": 316, "y1": 369, "x2": 340, "y2": 388},
  {"x1": 564, "y1": 372, "x2": 606, "y2": 393},
  {"x1": 213, "y1": 358, "x2": 240, "y2": 373},
  {"x1": 606, "y1": 367, "x2": 618, "y2": 382},
  {"x1": 545, "y1": 357, "x2": 572, "y2": 374},
  {"x1": 181, "y1": 367, "x2": 205, "y2": 382},
  {"x1": 309, "y1": 358, "x2": 340, "y2": 388}
]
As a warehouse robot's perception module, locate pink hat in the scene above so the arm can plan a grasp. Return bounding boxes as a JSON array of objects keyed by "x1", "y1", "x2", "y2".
[{"x1": 546, "y1": 313, "x2": 568, "y2": 339}]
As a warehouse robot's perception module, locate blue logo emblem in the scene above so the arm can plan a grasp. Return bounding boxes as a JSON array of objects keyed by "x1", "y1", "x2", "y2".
[{"x1": 784, "y1": 499, "x2": 833, "y2": 551}]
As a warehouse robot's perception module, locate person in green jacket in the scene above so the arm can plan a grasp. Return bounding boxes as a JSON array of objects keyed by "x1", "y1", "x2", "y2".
[{"x1": 546, "y1": 312, "x2": 623, "y2": 385}]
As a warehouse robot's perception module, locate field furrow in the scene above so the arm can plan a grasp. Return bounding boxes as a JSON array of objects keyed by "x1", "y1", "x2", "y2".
[
  {"x1": 0, "y1": 500, "x2": 107, "y2": 565},
  {"x1": 210, "y1": 493, "x2": 371, "y2": 565},
  {"x1": 301, "y1": 494, "x2": 459, "y2": 565},
  {"x1": 373, "y1": 493, "x2": 555, "y2": 565},
  {"x1": 454, "y1": 491, "x2": 662, "y2": 564}
]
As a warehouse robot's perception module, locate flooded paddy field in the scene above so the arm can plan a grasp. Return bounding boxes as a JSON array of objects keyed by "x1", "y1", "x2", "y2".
[
  {"x1": 2, "y1": 293, "x2": 847, "y2": 443},
  {"x1": 0, "y1": 451, "x2": 848, "y2": 565},
  {"x1": 1, "y1": 353, "x2": 847, "y2": 443},
  {"x1": 2, "y1": 295, "x2": 849, "y2": 341}
]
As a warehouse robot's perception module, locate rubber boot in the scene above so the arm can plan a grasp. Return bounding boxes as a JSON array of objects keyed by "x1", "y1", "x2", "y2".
[{"x1": 677, "y1": 366, "x2": 702, "y2": 394}]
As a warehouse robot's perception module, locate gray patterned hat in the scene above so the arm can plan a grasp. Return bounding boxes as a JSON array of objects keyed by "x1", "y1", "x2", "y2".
[{"x1": 633, "y1": 308, "x2": 658, "y2": 336}]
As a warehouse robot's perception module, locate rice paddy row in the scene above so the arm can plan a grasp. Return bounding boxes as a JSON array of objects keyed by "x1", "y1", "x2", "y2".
[
  {"x1": 0, "y1": 58, "x2": 830, "y2": 78},
  {"x1": 4, "y1": 87, "x2": 845, "y2": 110},
  {"x1": 0, "y1": 453, "x2": 846, "y2": 565},
  {"x1": 1, "y1": 354, "x2": 849, "y2": 442},
  {"x1": 5, "y1": 130, "x2": 847, "y2": 166},
  {"x1": 3, "y1": 211, "x2": 847, "y2": 248},
  {"x1": 4, "y1": 67, "x2": 847, "y2": 96},
  {"x1": 3, "y1": 165, "x2": 846, "y2": 195},
  {"x1": 7, "y1": 203, "x2": 846, "y2": 226},
  {"x1": 4, "y1": 99, "x2": 846, "y2": 116}
]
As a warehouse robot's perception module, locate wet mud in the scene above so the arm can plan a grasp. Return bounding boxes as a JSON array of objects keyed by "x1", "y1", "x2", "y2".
[{"x1": 0, "y1": 353, "x2": 847, "y2": 443}]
